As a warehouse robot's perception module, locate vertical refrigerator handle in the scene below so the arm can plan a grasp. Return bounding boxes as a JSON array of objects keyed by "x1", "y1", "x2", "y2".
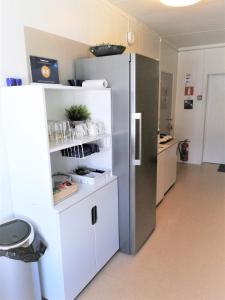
[{"x1": 133, "y1": 112, "x2": 142, "y2": 166}]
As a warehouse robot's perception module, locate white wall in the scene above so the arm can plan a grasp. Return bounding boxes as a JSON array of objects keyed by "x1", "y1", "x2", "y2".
[
  {"x1": 160, "y1": 40, "x2": 178, "y2": 135},
  {"x1": 0, "y1": 0, "x2": 162, "y2": 220},
  {"x1": 174, "y1": 45, "x2": 225, "y2": 164},
  {"x1": 0, "y1": 0, "x2": 161, "y2": 86}
]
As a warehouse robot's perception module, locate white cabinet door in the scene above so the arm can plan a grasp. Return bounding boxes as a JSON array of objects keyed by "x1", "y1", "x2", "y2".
[
  {"x1": 157, "y1": 151, "x2": 165, "y2": 205},
  {"x1": 94, "y1": 180, "x2": 119, "y2": 272},
  {"x1": 164, "y1": 144, "x2": 177, "y2": 193},
  {"x1": 60, "y1": 197, "x2": 96, "y2": 300}
]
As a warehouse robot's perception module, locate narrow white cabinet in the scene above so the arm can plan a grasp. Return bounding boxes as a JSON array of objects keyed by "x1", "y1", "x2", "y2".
[
  {"x1": 1, "y1": 85, "x2": 119, "y2": 300},
  {"x1": 157, "y1": 141, "x2": 177, "y2": 205},
  {"x1": 59, "y1": 197, "x2": 96, "y2": 300},
  {"x1": 59, "y1": 180, "x2": 119, "y2": 300},
  {"x1": 164, "y1": 143, "x2": 177, "y2": 193},
  {"x1": 94, "y1": 180, "x2": 118, "y2": 271},
  {"x1": 156, "y1": 151, "x2": 165, "y2": 205}
]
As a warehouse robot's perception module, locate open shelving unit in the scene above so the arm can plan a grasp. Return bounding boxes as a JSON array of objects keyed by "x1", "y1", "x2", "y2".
[
  {"x1": 2, "y1": 84, "x2": 113, "y2": 205},
  {"x1": 49, "y1": 133, "x2": 110, "y2": 153},
  {"x1": 1, "y1": 84, "x2": 119, "y2": 300}
]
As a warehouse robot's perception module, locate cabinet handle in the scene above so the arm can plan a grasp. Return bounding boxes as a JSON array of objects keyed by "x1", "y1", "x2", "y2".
[
  {"x1": 91, "y1": 207, "x2": 95, "y2": 225},
  {"x1": 91, "y1": 206, "x2": 97, "y2": 225},
  {"x1": 95, "y1": 206, "x2": 98, "y2": 224}
]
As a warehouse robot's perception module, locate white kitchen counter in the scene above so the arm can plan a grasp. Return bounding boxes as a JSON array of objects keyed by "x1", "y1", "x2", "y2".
[
  {"x1": 157, "y1": 139, "x2": 178, "y2": 205},
  {"x1": 158, "y1": 139, "x2": 178, "y2": 154}
]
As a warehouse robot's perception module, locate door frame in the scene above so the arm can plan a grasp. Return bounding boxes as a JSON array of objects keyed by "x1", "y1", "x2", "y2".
[
  {"x1": 160, "y1": 71, "x2": 174, "y2": 135},
  {"x1": 202, "y1": 73, "x2": 225, "y2": 163}
]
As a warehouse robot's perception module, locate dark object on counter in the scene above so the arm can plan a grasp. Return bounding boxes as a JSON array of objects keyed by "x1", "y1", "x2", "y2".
[
  {"x1": 217, "y1": 164, "x2": 225, "y2": 173},
  {"x1": 61, "y1": 143, "x2": 100, "y2": 158},
  {"x1": 68, "y1": 79, "x2": 84, "y2": 86},
  {"x1": 75, "y1": 167, "x2": 90, "y2": 176},
  {"x1": 74, "y1": 167, "x2": 105, "y2": 176},
  {"x1": 0, "y1": 219, "x2": 46, "y2": 263},
  {"x1": 89, "y1": 44, "x2": 126, "y2": 57}
]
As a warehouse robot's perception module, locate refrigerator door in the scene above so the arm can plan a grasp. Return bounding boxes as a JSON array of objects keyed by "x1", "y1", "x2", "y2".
[
  {"x1": 76, "y1": 54, "x2": 131, "y2": 253},
  {"x1": 130, "y1": 54, "x2": 159, "y2": 253}
]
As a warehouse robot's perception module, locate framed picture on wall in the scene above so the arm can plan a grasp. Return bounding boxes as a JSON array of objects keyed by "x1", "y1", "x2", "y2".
[
  {"x1": 184, "y1": 99, "x2": 193, "y2": 109},
  {"x1": 29, "y1": 56, "x2": 60, "y2": 84}
]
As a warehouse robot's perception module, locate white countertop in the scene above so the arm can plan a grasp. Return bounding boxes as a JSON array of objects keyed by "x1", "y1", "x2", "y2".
[
  {"x1": 54, "y1": 175, "x2": 117, "y2": 213},
  {"x1": 158, "y1": 139, "x2": 178, "y2": 154}
]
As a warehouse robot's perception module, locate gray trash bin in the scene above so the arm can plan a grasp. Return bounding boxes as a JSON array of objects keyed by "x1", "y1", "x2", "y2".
[{"x1": 0, "y1": 219, "x2": 47, "y2": 300}]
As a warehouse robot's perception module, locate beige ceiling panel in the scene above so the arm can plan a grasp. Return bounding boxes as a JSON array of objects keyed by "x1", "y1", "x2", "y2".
[
  {"x1": 108, "y1": 0, "x2": 225, "y2": 47},
  {"x1": 169, "y1": 29, "x2": 225, "y2": 48}
]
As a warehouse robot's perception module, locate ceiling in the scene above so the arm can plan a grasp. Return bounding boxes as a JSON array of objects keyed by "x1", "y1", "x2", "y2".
[{"x1": 108, "y1": 0, "x2": 225, "y2": 48}]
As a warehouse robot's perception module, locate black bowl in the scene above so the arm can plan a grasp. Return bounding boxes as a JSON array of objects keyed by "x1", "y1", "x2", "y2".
[{"x1": 89, "y1": 44, "x2": 126, "y2": 57}]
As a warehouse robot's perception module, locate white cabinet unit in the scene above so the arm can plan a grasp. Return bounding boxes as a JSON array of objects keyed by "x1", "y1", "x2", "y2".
[
  {"x1": 60, "y1": 195, "x2": 96, "y2": 300},
  {"x1": 94, "y1": 180, "x2": 119, "y2": 272},
  {"x1": 1, "y1": 85, "x2": 119, "y2": 300},
  {"x1": 156, "y1": 150, "x2": 165, "y2": 205},
  {"x1": 60, "y1": 180, "x2": 118, "y2": 300},
  {"x1": 157, "y1": 140, "x2": 177, "y2": 205},
  {"x1": 164, "y1": 143, "x2": 177, "y2": 193}
]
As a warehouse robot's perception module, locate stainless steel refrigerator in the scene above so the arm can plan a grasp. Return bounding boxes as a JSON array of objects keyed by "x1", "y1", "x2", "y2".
[{"x1": 76, "y1": 54, "x2": 159, "y2": 254}]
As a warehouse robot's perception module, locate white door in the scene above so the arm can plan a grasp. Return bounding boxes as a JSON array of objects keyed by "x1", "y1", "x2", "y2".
[
  {"x1": 203, "y1": 74, "x2": 225, "y2": 164},
  {"x1": 94, "y1": 181, "x2": 119, "y2": 272},
  {"x1": 60, "y1": 197, "x2": 96, "y2": 300}
]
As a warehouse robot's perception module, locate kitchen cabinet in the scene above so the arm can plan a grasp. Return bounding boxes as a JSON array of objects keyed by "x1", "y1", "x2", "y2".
[
  {"x1": 157, "y1": 150, "x2": 165, "y2": 205},
  {"x1": 164, "y1": 143, "x2": 177, "y2": 193},
  {"x1": 94, "y1": 180, "x2": 118, "y2": 271},
  {"x1": 157, "y1": 140, "x2": 177, "y2": 205},
  {"x1": 60, "y1": 180, "x2": 118, "y2": 300},
  {"x1": 1, "y1": 85, "x2": 119, "y2": 300}
]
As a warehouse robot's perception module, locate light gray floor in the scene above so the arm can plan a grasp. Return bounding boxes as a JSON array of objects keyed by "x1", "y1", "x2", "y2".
[{"x1": 78, "y1": 163, "x2": 225, "y2": 300}]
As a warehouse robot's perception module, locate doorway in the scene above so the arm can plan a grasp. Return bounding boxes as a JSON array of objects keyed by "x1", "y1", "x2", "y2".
[
  {"x1": 160, "y1": 72, "x2": 173, "y2": 135},
  {"x1": 203, "y1": 74, "x2": 225, "y2": 164}
]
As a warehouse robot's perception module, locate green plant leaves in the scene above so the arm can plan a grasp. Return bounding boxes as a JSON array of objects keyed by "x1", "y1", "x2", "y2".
[{"x1": 65, "y1": 105, "x2": 91, "y2": 121}]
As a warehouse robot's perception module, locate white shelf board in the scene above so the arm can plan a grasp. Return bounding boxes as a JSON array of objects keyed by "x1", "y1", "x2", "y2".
[
  {"x1": 49, "y1": 134, "x2": 110, "y2": 153},
  {"x1": 32, "y1": 84, "x2": 110, "y2": 91},
  {"x1": 54, "y1": 175, "x2": 117, "y2": 212},
  {"x1": 1, "y1": 85, "x2": 110, "y2": 92}
]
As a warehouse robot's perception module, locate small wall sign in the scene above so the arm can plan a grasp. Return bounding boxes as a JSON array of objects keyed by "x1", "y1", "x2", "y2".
[
  {"x1": 30, "y1": 56, "x2": 60, "y2": 84},
  {"x1": 185, "y1": 73, "x2": 192, "y2": 86},
  {"x1": 185, "y1": 86, "x2": 194, "y2": 96},
  {"x1": 197, "y1": 95, "x2": 202, "y2": 100},
  {"x1": 184, "y1": 99, "x2": 193, "y2": 109}
]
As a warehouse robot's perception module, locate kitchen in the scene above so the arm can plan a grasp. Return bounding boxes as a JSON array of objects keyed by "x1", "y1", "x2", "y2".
[{"x1": 0, "y1": 1, "x2": 224, "y2": 299}]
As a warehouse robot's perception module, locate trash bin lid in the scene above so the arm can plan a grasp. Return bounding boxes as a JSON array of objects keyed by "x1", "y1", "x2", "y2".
[{"x1": 0, "y1": 219, "x2": 33, "y2": 250}]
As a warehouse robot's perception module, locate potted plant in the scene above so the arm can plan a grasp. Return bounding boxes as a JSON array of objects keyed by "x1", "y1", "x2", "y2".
[{"x1": 65, "y1": 105, "x2": 90, "y2": 126}]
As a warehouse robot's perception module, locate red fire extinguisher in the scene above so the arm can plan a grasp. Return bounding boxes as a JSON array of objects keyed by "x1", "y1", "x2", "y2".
[{"x1": 178, "y1": 140, "x2": 190, "y2": 161}]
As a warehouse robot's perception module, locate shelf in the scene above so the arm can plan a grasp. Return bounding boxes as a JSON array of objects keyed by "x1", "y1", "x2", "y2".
[
  {"x1": 32, "y1": 84, "x2": 110, "y2": 91},
  {"x1": 2, "y1": 84, "x2": 110, "y2": 92},
  {"x1": 49, "y1": 134, "x2": 110, "y2": 153}
]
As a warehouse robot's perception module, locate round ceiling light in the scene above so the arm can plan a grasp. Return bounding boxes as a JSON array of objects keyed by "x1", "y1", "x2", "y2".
[{"x1": 160, "y1": 0, "x2": 201, "y2": 7}]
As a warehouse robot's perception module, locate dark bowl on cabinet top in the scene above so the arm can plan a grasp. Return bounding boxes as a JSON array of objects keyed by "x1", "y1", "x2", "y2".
[{"x1": 89, "y1": 44, "x2": 126, "y2": 57}]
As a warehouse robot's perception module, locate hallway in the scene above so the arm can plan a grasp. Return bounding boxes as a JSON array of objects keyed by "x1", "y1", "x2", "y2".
[{"x1": 78, "y1": 163, "x2": 225, "y2": 300}]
